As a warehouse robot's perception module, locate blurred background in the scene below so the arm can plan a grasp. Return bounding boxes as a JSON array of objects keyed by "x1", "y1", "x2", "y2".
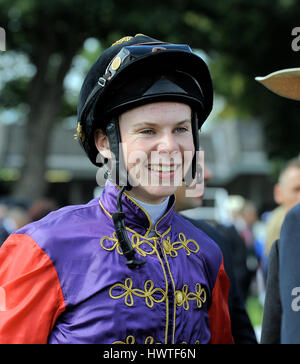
[{"x1": 1, "y1": 0, "x2": 300, "y2": 341}]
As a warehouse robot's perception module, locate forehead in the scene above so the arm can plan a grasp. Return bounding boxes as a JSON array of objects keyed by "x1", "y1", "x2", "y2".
[
  {"x1": 282, "y1": 167, "x2": 300, "y2": 186},
  {"x1": 119, "y1": 101, "x2": 192, "y2": 126}
]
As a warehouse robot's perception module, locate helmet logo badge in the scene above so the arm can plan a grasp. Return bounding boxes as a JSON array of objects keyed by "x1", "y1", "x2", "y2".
[{"x1": 111, "y1": 56, "x2": 122, "y2": 71}]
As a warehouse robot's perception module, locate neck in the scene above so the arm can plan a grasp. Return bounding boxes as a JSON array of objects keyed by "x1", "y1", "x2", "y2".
[
  {"x1": 126, "y1": 188, "x2": 168, "y2": 205},
  {"x1": 130, "y1": 195, "x2": 170, "y2": 226}
]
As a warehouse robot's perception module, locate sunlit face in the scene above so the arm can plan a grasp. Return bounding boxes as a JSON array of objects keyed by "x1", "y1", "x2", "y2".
[
  {"x1": 275, "y1": 167, "x2": 300, "y2": 210},
  {"x1": 118, "y1": 101, "x2": 195, "y2": 204}
]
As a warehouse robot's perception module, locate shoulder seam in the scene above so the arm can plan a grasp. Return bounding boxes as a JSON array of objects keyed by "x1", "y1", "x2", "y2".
[{"x1": 10, "y1": 233, "x2": 67, "y2": 308}]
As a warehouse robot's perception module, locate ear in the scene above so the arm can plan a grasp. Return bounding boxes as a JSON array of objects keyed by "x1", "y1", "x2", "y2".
[
  {"x1": 94, "y1": 129, "x2": 112, "y2": 160},
  {"x1": 274, "y1": 183, "x2": 284, "y2": 205}
]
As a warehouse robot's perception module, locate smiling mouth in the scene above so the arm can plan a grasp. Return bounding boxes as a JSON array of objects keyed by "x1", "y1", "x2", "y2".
[{"x1": 147, "y1": 164, "x2": 180, "y2": 172}]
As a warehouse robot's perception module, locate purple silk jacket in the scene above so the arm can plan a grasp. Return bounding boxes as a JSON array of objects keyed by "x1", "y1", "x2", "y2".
[{"x1": 0, "y1": 182, "x2": 233, "y2": 344}]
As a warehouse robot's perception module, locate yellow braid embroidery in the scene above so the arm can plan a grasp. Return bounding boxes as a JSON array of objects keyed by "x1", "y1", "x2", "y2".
[
  {"x1": 100, "y1": 231, "x2": 123, "y2": 255},
  {"x1": 111, "y1": 34, "x2": 146, "y2": 47},
  {"x1": 113, "y1": 335, "x2": 199, "y2": 344},
  {"x1": 162, "y1": 233, "x2": 199, "y2": 257},
  {"x1": 101, "y1": 229, "x2": 199, "y2": 259},
  {"x1": 74, "y1": 122, "x2": 85, "y2": 142},
  {"x1": 130, "y1": 233, "x2": 157, "y2": 256},
  {"x1": 100, "y1": 231, "x2": 157, "y2": 257},
  {"x1": 113, "y1": 335, "x2": 136, "y2": 344},
  {"x1": 145, "y1": 336, "x2": 159, "y2": 344},
  {"x1": 109, "y1": 278, "x2": 167, "y2": 308},
  {"x1": 175, "y1": 283, "x2": 207, "y2": 311},
  {"x1": 113, "y1": 335, "x2": 161, "y2": 344},
  {"x1": 111, "y1": 36, "x2": 133, "y2": 47}
]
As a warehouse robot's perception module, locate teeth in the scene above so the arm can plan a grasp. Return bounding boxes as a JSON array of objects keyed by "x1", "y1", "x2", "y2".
[{"x1": 148, "y1": 165, "x2": 176, "y2": 172}]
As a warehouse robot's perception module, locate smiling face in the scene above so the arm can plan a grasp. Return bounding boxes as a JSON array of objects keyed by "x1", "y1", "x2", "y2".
[
  {"x1": 119, "y1": 101, "x2": 195, "y2": 204},
  {"x1": 95, "y1": 101, "x2": 195, "y2": 204},
  {"x1": 274, "y1": 166, "x2": 300, "y2": 211}
]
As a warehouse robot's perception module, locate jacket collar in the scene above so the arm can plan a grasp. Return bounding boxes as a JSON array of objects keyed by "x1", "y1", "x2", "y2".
[{"x1": 99, "y1": 181, "x2": 175, "y2": 237}]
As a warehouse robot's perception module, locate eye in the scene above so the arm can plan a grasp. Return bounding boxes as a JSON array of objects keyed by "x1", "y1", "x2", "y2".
[
  {"x1": 140, "y1": 129, "x2": 155, "y2": 135},
  {"x1": 175, "y1": 127, "x2": 189, "y2": 133}
]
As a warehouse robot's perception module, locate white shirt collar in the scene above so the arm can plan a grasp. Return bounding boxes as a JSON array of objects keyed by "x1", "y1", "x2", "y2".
[{"x1": 132, "y1": 196, "x2": 170, "y2": 226}]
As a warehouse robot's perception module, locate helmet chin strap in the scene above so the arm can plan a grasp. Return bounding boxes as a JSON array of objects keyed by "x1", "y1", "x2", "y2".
[
  {"x1": 112, "y1": 186, "x2": 146, "y2": 269},
  {"x1": 105, "y1": 118, "x2": 145, "y2": 269},
  {"x1": 191, "y1": 111, "x2": 199, "y2": 183},
  {"x1": 182, "y1": 111, "x2": 199, "y2": 187},
  {"x1": 105, "y1": 117, "x2": 131, "y2": 190}
]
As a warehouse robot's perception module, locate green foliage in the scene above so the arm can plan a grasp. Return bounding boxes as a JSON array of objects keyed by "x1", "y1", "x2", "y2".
[
  {"x1": 1, "y1": 0, "x2": 300, "y2": 164},
  {"x1": 183, "y1": 0, "x2": 300, "y2": 160},
  {"x1": 246, "y1": 295, "x2": 263, "y2": 330},
  {"x1": 0, "y1": 78, "x2": 30, "y2": 107}
]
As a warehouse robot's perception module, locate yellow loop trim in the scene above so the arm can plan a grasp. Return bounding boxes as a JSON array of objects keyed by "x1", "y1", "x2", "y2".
[
  {"x1": 111, "y1": 34, "x2": 146, "y2": 47},
  {"x1": 175, "y1": 283, "x2": 207, "y2": 311},
  {"x1": 109, "y1": 278, "x2": 167, "y2": 308},
  {"x1": 74, "y1": 122, "x2": 85, "y2": 142},
  {"x1": 111, "y1": 36, "x2": 133, "y2": 47}
]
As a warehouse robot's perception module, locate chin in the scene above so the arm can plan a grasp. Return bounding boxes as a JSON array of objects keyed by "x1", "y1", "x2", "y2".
[{"x1": 132, "y1": 185, "x2": 177, "y2": 204}]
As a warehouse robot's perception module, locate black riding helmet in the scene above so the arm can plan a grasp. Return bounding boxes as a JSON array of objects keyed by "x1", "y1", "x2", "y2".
[{"x1": 77, "y1": 34, "x2": 213, "y2": 181}]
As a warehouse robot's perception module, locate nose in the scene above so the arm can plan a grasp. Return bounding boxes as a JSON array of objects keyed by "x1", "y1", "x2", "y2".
[{"x1": 157, "y1": 132, "x2": 179, "y2": 155}]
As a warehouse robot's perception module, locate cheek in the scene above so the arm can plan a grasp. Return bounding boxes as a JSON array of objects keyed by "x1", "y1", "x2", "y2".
[
  {"x1": 121, "y1": 139, "x2": 150, "y2": 169},
  {"x1": 183, "y1": 133, "x2": 195, "y2": 150},
  {"x1": 180, "y1": 136, "x2": 195, "y2": 161}
]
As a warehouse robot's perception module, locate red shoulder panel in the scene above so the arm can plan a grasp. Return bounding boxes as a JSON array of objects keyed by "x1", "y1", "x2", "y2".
[
  {"x1": 0, "y1": 234, "x2": 65, "y2": 343},
  {"x1": 208, "y1": 259, "x2": 234, "y2": 344}
]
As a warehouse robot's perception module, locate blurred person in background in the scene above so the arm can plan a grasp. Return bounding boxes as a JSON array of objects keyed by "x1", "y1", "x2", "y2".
[
  {"x1": 27, "y1": 198, "x2": 59, "y2": 223},
  {"x1": 256, "y1": 67, "x2": 300, "y2": 344},
  {"x1": 0, "y1": 202, "x2": 8, "y2": 247},
  {"x1": 237, "y1": 199, "x2": 265, "y2": 304},
  {"x1": 175, "y1": 168, "x2": 257, "y2": 344},
  {"x1": 220, "y1": 196, "x2": 259, "y2": 304},
  {"x1": 0, "y1": 202, "x2": 8, "y2": 221},
  {"x1": 260, "y1": 158, "x2": 300, "y2": 343},
  {"x1": 0, "y1": 205, "x2": 28, "y2": 247},
  {"x1": 265, "y1": 158, "x2": 300, "y2": 256}
]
